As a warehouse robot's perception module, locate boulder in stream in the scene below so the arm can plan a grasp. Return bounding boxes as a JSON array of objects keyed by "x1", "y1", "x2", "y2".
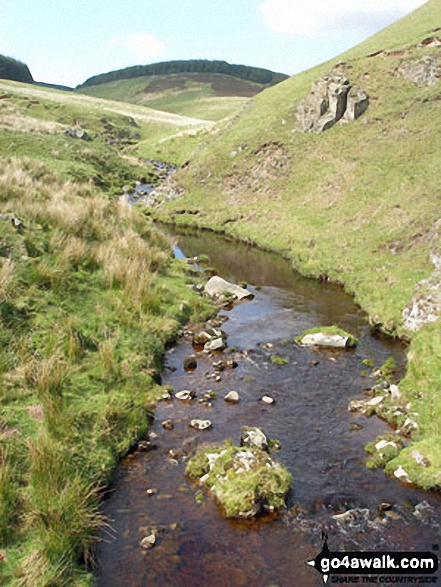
[
  {"x1": 204, "y1": 276, "x2": 253, "y2": 302},
  {"x1": 186, "y1": 442, "x2": 292, "y2": 518},
  {"x1": 296, "y1": 326, "x2": 358, "y2": 349}
]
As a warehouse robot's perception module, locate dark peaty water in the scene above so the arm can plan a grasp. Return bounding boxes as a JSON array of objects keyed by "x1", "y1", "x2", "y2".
[{"x1": 95, "y1": 228, "x2": 441, "y2": 587}]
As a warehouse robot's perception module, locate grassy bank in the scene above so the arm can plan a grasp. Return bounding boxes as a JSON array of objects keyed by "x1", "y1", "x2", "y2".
[
  {"x1": 150, "y1": 0, "x2": 441, "y2": 488},
  {"x1": 0, "y1": 111, "x2": 213, "y2": 583}
]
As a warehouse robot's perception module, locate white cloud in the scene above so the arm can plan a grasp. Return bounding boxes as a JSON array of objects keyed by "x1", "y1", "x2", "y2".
[
  {"x1": 259, "y1": 0, "x2": 427, "y2": 36},
  {"x1": 106, "y1": 33, "x2": 166, "y2": 61}
]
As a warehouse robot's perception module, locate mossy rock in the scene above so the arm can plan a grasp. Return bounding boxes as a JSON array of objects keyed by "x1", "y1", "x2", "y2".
[
  {"x1": 186, "y1": 442, "x2": 292, "y2": 518},
  {"x1": 295, "y1": 326, "x2": 358, "y2": 348}
]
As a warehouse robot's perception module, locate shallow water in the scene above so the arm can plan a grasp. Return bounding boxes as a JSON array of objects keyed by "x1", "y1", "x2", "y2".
[{"x1": 96, "y1": 228, "x2": 440, "y2": 587}]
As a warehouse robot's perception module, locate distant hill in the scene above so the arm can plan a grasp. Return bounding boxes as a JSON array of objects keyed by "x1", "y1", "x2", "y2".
[
  {"x1": 76, "y1": 60, "x2": 289, "y2": 121},
  {"x1": 0, "y1": 54, "x2": 33, "y2": 83},
  {"x1": 35, "y1": 81, "x2": 73, "y2": 92},
  {"x1": 77, "y1": 59, "x2": 288, "y2": 89},
  {"x1": 77, "y1": 71, "x2": 280, "y2": 121}
]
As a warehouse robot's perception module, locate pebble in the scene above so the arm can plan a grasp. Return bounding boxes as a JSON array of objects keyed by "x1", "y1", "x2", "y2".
[
  {"x1": 224, "y1": 391, "x2": 240, "y2": 403},
  {"x1": 162, "y1": 420, "x2": 174, "y2": 431},
  {"x1": 175, "y1": 390, "x2": 195, "y2": 400},
  {"x1": 189, "y1": 419, "x2": 212, "y2": 431},
  {"x1": 140, "y1": 533, "x2": 156, "y2": 549},
  {"x1": 261, "y1": 395, "x2": 275, "y2": 405}
]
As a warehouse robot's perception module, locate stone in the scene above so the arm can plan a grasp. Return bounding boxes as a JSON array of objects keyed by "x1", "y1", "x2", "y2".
[
  {"x1": 389, "y1": 384, "x2": 401, "y2": 403},
  {"x1": 394, "y1": 466, "x2": 411, "y2": 484},
  {"x1": 224, "y1": 390, "x2": 240, "y2": 403},
  {"x1": 299, "y1": 333, "x2": 351, "y2": 348},
  {"x1": 398, "y1": 55, "x2": 441, "y2": 86},
  {"x1": 175, "y1": 390, "x2": 195, "y2": 401},
  {"x1": 343, "y1": 86, "x2": 369, "y2": 121},
  {"x1": 399, "y1": 418, "x2": 419, "y2": 436},
  {"x1": 261, "y1": 395, "x2": 275, "y2": 405},
  {"x1": 411, "y1": 450, "x2": 430, "y2": 467},
  {"x1": 189, "y1": 419, "x2": 212, "y2": 431},
  {"x1": 183, "y1": 356, "x2": 197, "y2": 371},
  {"x1": 365, "y1": 395, "x2": 385, "y2": 407},
  {"x1": 140, "y1": 533, "x2": 156, "y2": 549},
  {"x1": 375, "y1": 440, "x2": 397, "y2": 452},
  {"x1": 204, "y1": 276, "x2": 253, "y2": 301},
  {"x1": 146, "y1": 488, "x2": 157, "y2": 496},
  {"x1": 162, "y1": 420, "x2": 174, "y2": 431},
  {"x1": 64, "y1": 127, "x2": 92, "y2": 141},
  {"x1": 348, "y1": 400, "x2": 367, "y2": 412},
  {"x1": 296, "y1": 71, "x2": 368, "y2": 133},
  {"x1": 240, "y1": 426, "x2": 268, "y2": 451},
  {"x1": 204, "y1": 337, "x2": 226, "y2": 352}
]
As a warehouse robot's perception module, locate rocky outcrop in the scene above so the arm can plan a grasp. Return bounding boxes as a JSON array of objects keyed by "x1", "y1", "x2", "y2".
[
  {"x1": 397, "y1": 55, "x2": 441, "y2": 86},
  {"x1": 296, "y1": 71, "x2": 369, "y2": 133}
]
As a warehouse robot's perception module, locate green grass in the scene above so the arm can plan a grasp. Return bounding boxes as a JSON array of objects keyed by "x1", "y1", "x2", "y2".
[
  {"x1": 0, "y1": 79, "x2": 213, "y2": 168},
  {"x1": 150, "y1": 0, "x2": 441, "y2": 489},
  {"x1": 77, "y1": 72, "x2": 266, "y2": 121},
  {"x1": 0, "y1": 153, "x2": 214, "y2": 585}
]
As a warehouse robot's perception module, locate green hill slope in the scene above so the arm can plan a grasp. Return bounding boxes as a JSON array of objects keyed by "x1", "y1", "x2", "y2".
[
  {"x1": 0, "y1": 55, "x2": 33, "y2": 83},
  {"x1": 77, "y1": 71, "x2": 270, "y2": 121},
  {"x1": 151, "y1": 0, "x2": 441, "y2": 489},
  {"x1": 76, "y1": 60, "x2": 288, "y2": 121}
]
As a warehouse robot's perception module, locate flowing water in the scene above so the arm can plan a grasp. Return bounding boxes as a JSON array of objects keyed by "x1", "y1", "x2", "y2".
[{"x1": 95, "y1": 227, "x2": 441, "y2": 587}]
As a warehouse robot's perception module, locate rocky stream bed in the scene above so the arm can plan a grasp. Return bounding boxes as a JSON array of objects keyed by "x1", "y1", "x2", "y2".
[{"x1": 95, "y1": 227, "x2": 441, "y2": 587}]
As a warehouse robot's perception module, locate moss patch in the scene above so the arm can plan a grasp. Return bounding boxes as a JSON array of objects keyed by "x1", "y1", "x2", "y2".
[{"x1": 186, "y1": 442, "x2": 292, "y2": 517}]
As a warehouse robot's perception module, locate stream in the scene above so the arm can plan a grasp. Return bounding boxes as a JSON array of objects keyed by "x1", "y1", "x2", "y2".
[{"x1": 95, "y1": 227, "x2": 441, "y2": 586}]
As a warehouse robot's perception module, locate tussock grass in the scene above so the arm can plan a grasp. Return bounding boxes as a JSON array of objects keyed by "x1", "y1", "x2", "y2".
[{"x1": 0, "y1": 156, "x2": 214, "y2": 584}]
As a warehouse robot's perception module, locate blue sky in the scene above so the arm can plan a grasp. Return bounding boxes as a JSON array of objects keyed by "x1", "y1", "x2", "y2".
[{"x1": 1, "y1": 0, "x2": 427, "y2": 87}]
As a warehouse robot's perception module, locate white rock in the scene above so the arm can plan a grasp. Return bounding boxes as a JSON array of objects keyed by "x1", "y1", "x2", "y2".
[
  {"x1": 175, "y1": 390, "x2": 195, "y2": 401},
  {"x1": 348, "y1": 399, "x2": 367, "y2": 412},
  {"x1": 365, "y1": 396, "x2": 385, "y2": 407},
  {"x1": 224, "y1": 391, "x2": 240, "y2": 403},
  {"x1": 204, "y1": 337, "x2": 226, "y2": 352},
  {"x1": 204, "y1": 276, "x2": 253, "y2": 301},
  {"x1": 140, "y1": 533, "x2": 156, "y2": 549},
  {"x1": 240, "y1": 427, "x2": 268, "y2": 451},
  {"x1": 394, "y1": 466, "x2": 411, "y2": 483},
  {"x1": 411, "y1": 450, "x2": 429, "y2": 467},
  {"x1": 189, "y1": 419, "x2": 212, "y2": 431},
  {"x1": 375, "y1": 440, "x2": 397, "y2": 452},
  {"x1": 389, "y1": 384, "x2": 401, "y2": 402},
  {"x1": 299, "y1": 333, "x2": 350, "y2": 348},
  {"x1": 400, "y1": 418, "x2": 419, "y2": 435},
  {"x1": 261, "y1": 395, "x2": 275, "y2": 405}
]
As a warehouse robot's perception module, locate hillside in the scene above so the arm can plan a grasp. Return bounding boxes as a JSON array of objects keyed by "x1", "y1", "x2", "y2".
[
  {"x1": 77, "y1": 71, "x2": 270, "y2": 121},
  {"x1": 0, "y1": 78, "x2": 214, "y2": 179},
  {"x1": 150, "y1": 0, "x2": 441, "y2": 489},
  {"x1": 0, "y1": 79, "x2": 214, "y2": 584},
  {"x1": 0, "y1": 55, "x2": 33, "y2": 84}
]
